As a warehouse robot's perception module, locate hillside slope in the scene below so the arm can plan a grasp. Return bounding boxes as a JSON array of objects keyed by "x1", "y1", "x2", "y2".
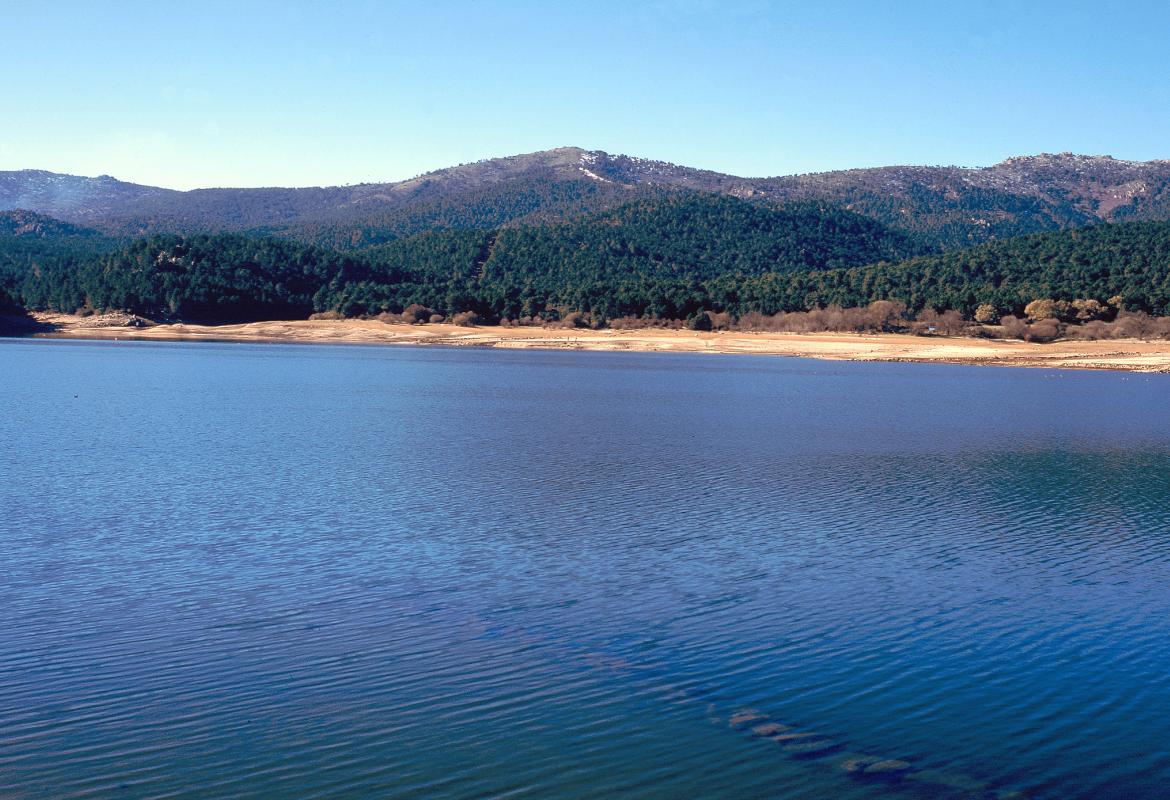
[
  {"x1": 8, "y1": 200, "x2": 1170, "y2": 325},
  {"x1": 6, "y1": 149, "x2": 1170, "y2": 248}
]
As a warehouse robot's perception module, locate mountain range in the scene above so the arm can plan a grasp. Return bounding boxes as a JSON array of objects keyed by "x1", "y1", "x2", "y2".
[
  {"x1": 5, "y1": 148, "x2": 1170, "y2": 249},
  {"x1": 7, "y1": 147, "x2": 1170, "y2": 329}
]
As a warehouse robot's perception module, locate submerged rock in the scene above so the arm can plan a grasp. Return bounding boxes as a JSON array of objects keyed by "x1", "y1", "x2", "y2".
[
  {"x1": 750, "y1": 722, "x2": 789, "y2": 737},
  {"x1": 728, "y1": 709, "x2": 766, "y2": 728},
  {"x1": 841, "y1": 756, "x2": 883, "y2": 773},
  {"x1": 783, "y1": 738, "x2": 841, "y2": 757},
  {"x1": 772, "y1": 732, "x2": 819, "y2": 743}
]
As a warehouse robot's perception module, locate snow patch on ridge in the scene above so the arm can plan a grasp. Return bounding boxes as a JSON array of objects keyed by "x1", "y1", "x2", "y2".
[
  {"x1": 579, "y1": 167, "x2": 612, "y2": 183},
  {"x1": 578, "y1": 152, "x2": 612, "y2": 183}
]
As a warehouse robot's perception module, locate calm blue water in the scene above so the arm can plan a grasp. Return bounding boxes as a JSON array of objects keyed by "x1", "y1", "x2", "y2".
[{"x1": 2, "y1": 339, "x2": 1170, "y2": 799}]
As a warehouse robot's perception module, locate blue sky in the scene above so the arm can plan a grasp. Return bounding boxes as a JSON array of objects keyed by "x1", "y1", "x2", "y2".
[{"x1": 3, "y1": 0, "x2": 1168, "y2": 189}]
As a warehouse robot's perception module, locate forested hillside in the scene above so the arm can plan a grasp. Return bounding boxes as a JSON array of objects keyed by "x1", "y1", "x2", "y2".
[
  {"x1": 483, "y1": 196, "x2": 926, "y2": 279},
  {"x1": 3, "y1": 203, "x2": 1170, "y2": 326},
  {"x1": 20, "y1": 235, "x2": 351, "y2": 322},
  {"x1": 0, "y1": 197, "x2": 925, "y2": 321},
  {"x1": 268, "y1": 175, "x2": 648, "y2": 250},
  {"x1": 703, "y1": 220, "x2": 1170, "y2": 319},
  {"x1": 7, "y1": 149, "x2": 1170, "y2": 251},
  {"x1": 0, "y1": 211, "x2": 123, "y2": 317}
]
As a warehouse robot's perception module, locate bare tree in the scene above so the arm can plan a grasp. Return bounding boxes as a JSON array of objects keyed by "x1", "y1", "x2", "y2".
[{"x1": 1000, "y1": 315, "x2": 1028, "y2": 339}]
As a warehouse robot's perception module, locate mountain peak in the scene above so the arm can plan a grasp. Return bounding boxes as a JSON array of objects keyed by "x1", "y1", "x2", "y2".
[
  {"x1": 995, "y1": 152, "x2": 1120, "y2": 167},
  {"x1": 7, "y1": 149, "x2": 1170, "y2": 249}
]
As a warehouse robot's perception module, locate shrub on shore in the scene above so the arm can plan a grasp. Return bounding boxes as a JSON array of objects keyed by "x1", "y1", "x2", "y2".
[
  {"x1": 401, "y1": 304, "x2": 435, "y2": 324},
  {"x1": 911, "y1": 308, "x2": 968, "y2": 336},
  {"x1": 973, "y1": 304, "x2": 999, "y2": 324},
  {"x1": 327, "y1": 299, "x2": 1170, "y2": 343},
  {"x1": 1068, "y1": 312, "x2": 1170, "y2": 340},
  {"x1": 452, "y1": 310, "x2": 481, "y2": 327},
  {"x1": 608, "y1": 316, "x2": 682, "y2": 330},
  {"x1": 560, "y1": 311, "x2": 590, "y2": 329}
]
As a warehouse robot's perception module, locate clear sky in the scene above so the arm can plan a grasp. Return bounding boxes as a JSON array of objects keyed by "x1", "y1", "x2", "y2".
[{"x1": 4, "y1": 0, "x2": 1169, "y2": 189}]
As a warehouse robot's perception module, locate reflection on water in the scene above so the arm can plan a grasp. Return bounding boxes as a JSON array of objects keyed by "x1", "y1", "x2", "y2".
[{"x1": 2, "y1": 340, "x2": 1169, "y2": 799}]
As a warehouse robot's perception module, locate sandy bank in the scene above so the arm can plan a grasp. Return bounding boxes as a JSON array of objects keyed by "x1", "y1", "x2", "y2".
[{"x1": 24, "y1": 312, "x2": 1170, "y2": 373}]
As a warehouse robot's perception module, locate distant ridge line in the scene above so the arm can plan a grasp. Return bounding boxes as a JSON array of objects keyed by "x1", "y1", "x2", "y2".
[{"x1": 5, "y1": 147, "x2": 1170, "y2": 250}]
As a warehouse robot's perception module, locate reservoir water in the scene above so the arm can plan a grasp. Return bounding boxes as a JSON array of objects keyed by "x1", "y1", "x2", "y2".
[{"x1": 2, "y1": 339, "x2": 1169, "y2": 799}]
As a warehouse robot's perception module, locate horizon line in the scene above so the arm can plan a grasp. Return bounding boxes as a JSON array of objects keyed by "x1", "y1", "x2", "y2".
[{"x1": 3, "y1": 148, "x2": 1166, "y2": 193}]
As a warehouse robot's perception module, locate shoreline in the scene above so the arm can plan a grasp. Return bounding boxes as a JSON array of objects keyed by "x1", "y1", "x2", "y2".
[{"x1": 17, "y1": 312, "x2": 1170, "y2": 373}]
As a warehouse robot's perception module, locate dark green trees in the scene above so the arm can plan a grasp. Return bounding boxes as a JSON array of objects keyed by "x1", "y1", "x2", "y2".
[{"x1": 5, "y1": 204, "x2": 1170, "y2": 325}]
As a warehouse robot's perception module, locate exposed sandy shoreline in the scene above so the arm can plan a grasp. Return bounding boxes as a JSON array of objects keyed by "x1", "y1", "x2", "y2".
[{"x1": 20, "y1": 312, "x2": 1170, "y2": 372}]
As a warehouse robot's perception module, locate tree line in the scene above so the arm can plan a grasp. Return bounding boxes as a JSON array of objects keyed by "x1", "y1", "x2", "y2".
[{"x1": 4, "y1": 199, "x2": 1170, "y2": 328}]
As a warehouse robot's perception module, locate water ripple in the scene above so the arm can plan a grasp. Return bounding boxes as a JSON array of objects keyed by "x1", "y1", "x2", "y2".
[{"x1": 3, "y1": 342, "x2": 1170, "y2": 799}]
